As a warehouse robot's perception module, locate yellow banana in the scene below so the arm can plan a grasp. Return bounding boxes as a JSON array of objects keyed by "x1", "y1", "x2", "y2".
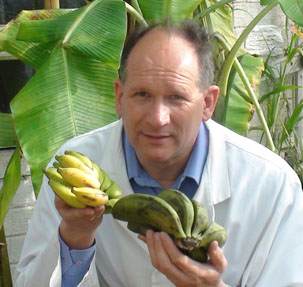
[
  {"x1": 72, "y1": 187, "x2": 108, "y2": 207},
  {"x1": 64, "y1": 151, "x2": 100, "y2": 179},
  {"x1": 57, "y1": 167, "x2": 101, "y2": 189},
  {"x1": 43, "y1": 167, "x2": 66, "y2": 184},
  {"x1": 48, "y1": 179, "x2": 86, "y2": 208},
  {"x1": 105, "y1": 182, "x2": 122, "y2": 199},
  {"x1": 55, "y1": 154, "x2": 95, "y2": 176},
  {"x1": 64, "y1": 150, "x2": 94, "y2": 169}
]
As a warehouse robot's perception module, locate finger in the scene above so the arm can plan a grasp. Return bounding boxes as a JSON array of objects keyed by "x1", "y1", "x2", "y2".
[
  {"x1": 207, "y1": 241, "x2": 228, "y2": 274},
  {"x1": 146, "y1": 230, "x2": 159, "y2": 267},
  {"x1": 153, "y1": 232, "x2": 188, "y2": 282}
]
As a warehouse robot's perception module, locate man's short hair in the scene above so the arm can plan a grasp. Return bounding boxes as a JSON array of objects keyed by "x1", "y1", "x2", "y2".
[{"x1": 118, "y1": 19, "x2": 215, "y2": 90}]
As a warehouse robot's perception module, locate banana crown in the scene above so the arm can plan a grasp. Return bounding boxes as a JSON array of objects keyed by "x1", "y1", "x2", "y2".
[{"x1": 43, "y1": 150, "x2": 122, "y2": 210}]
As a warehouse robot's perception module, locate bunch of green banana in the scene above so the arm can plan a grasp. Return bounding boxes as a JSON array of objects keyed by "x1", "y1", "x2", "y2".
[
  {"x1": 43, "y1": 150, "x2": 122, "y2": 211},
  {"x1": 112, "y1": 189, "x2": 226, "y2": 263}
]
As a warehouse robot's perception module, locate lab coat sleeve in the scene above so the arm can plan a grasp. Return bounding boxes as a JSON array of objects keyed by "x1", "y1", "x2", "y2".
[
  {"x1": 242, "y1": 178, "x2": 303, "y2": 286},
  {"x1": 15, "y1": 177, "x2": 100, "y2": 287}
]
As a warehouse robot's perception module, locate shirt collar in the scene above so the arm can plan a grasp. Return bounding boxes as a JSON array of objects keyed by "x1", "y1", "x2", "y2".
[{"x1": 122, "y1": 122, "x2": 209, "y2": 188}]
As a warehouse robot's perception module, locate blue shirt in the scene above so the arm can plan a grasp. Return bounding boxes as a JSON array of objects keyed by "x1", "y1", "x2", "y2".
[{"x1": 60, "y1": 122, "x2": 209, "y2": 287}]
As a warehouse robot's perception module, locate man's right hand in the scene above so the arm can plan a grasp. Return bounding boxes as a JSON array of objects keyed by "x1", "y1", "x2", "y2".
[{"x1": 55, "y1": 196, "x2": 104, "y2": 249}]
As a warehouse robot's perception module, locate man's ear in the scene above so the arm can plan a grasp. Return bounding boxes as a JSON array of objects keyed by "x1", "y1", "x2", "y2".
[
  {"x1": 201, "y1": 85, "x2": 219, "y2": 121},
  {"x1": 114, "y1": 79, "x2": 123, "y2": 118}
]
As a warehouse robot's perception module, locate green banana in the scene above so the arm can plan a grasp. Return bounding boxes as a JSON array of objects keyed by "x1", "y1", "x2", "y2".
[
  {"x1": 92, "y1": 162, "x2": 103, "y2": 182},
  {"x1": 72, "y1": 187, "x2": 108, "y2": 207},
  {"x1": 48, "y1": 179, "x2": 86, "y2": 208},
  {"x1": 104, "y1": 198, "x2": 119, "y2": 214},
  {"x1": 191, "y1": 200, "x2": 208, "y2": 239},
  {"x1": 198, "y1": 222, "x2": 227, "y2": 249},
  {"x1": 157, "y1": 189, "x2": 194, "y2": 238},
  {"x1": 189, "y1": 247, "x2": 208, "y2": 263},
  {"x1": 127, "y1": 221, "x2": 153, "y2": 236},
  {"x1": 57, "y1": 167, "x2": 101, "y2": 189},
  {"x1": 112, "y1": 193, "x2": 186, "y2": 239},
  {"x1": 53, "y1": 161, "x2": 60, "y2": 168},
  {"x1": 100, "y1": 169, "x2": 112, "y2": 191},
  {"x1": 43, "y1": 167, "x2": 66, "y2": 184},
  {"x1": 106, "y1": 182, "x2": 122, "y2": 199}
]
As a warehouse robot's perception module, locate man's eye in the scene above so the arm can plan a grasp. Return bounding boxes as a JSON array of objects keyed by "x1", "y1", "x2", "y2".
[
  {"x1": 136, "y1": 92, "x2": 149, "y2": 97},
  {"x1": 170, "y1": 95, "x2": 183, "y2": 100}
]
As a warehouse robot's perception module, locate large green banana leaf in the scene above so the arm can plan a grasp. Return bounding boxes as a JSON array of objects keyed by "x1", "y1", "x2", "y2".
[
  {"x1": 204, "y1": 0, "x2": 255, "y2": 135},
  {"x1": 261, "y1": 0, "x2": 303, "y2": 27},
  {"x1": 5, "y1": 0, "x2": 127, "y2": 194},
  {"x1": 0, "y1": 114, "x2": 17, "y2": 148},
  {"x1": 225, "y1": 54, "x2": 264, "y2": 135},
  {"x1": 204, "y1": 0, "x2": 245, "y2": 56},
  {"x1": 0, "y1": 9, "x2": 73, "y2": 69},
  {"x1": 137, "y1": 0, "x2": 201, "y2": 22}
]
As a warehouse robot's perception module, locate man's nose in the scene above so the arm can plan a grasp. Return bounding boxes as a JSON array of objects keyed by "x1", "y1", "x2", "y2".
[{"x1": 147, "y1": 101, "x2": 170, "y2": 126}]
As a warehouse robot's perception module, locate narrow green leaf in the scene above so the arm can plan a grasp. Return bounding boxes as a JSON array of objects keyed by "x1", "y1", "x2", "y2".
[
  {"x1": 0, "y1": 114, "x2": 17, "y2": 148},
  {"x1": 259, "y1": 85, "x2": 301, "y2": 103},
  {"x1": 0, "y1": 147, "x2": 21, "y2": 229},
  {"x1": 279, "y1": 100, "x2": 303, "y2": 145}
]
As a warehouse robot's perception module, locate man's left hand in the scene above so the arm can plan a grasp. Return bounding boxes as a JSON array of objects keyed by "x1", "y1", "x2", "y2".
[{"x1": 139, "y1": 230, "x2": 228, "y2": 287}]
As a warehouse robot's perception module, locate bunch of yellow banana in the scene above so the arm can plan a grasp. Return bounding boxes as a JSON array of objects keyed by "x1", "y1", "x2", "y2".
[
  {"x1": 43, "y1": 150, "x2": 122, "y2": 211},
  {"x1": 112, "y1": 189, "x2": 226, "y2": 263}
]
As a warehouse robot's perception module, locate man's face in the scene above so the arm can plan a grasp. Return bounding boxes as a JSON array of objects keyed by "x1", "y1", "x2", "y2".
[{"x1": 115, "y1": 29, "x2": 217, "y2": 168}]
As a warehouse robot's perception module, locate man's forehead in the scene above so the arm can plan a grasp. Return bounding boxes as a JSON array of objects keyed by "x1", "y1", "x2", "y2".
[{"x1": 127, "y1": 29, "x2": 197, "y2": 69}]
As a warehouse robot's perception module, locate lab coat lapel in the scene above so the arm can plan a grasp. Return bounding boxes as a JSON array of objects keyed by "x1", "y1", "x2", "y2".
[{"x1": 194, "y1": 120, "x2": 231, "y2": 220}]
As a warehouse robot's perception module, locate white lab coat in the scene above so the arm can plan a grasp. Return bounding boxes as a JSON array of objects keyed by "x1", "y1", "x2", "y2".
[{"x1": 15, "y1": 119, "x2": 303, "y2": 287}]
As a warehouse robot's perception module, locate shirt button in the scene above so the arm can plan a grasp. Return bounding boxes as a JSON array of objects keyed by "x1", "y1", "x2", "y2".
[
  {"x1": 76, "y1": 260, "x2": 82, "y2": 265},
  {"x1": 63, "y1": 258, "x2": 67, "y2": 264}
]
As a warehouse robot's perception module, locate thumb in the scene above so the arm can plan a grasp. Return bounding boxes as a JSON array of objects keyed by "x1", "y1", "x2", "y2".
[{"x1": 207, "y1": 241, "x2": 228, "y2": 274}]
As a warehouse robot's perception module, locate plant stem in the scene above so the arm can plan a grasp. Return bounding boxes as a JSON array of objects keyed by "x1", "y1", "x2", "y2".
[
  {"x1": 214, "y1": 33, "x2": 275, "y2": 151},
  {"x1": 130, "y1": 0, "x2": 143, "y2": 16},
  {"x1": 0, "y1": 227, "x2": 12, "y2": 287},
  {"x1": 44, "y1": 0, "x2": 60, "y2": 9},
  {"x1": 194, "y1": 0, "x2": 234, "y2": 20},
  {"x1": 125, "y1": 2, "x2": 148, "y2": 27}
]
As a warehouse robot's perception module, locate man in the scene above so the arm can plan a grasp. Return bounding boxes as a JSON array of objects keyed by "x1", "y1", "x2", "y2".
[{"x1": 16, "y1": 20, "x2": 303, "y2": 287}]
